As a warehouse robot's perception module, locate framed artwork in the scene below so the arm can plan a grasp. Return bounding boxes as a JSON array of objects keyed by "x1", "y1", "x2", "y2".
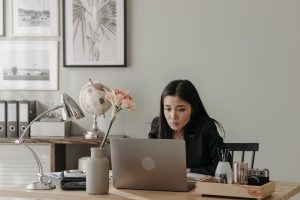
[
  {"x1": 0, "y1": 0, "x2": 3, "y2": 36},
  {"x1": 63, "y1": 0, "x2": 126, "y2": 67},
  {"x1": 0, "y1": 41, "x2": 58, "y2": 90},
  {"x1": 12, "y1": 0, "x2": 59, "y2": 36}
]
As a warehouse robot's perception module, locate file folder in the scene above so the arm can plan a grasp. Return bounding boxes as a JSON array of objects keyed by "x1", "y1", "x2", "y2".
[
  {"x1": 29, "y1": 100, "x2": 37, "y2": 122},
  {"x1": 18, "y1": 100, "x2": 37, "y2": 137},
  {"x1": 0, "y1": 100, "x2": 7, "y2": 137},
  {"x1": 7, "y1": 100, "x2": 18, "y2": 137}
]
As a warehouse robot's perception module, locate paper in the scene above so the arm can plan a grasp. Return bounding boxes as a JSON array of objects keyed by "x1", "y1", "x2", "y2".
[
  {"x1": 187, "y1": 173, "x2": 209, "y2": 181},
  {"x1": 44, "y1": 172, "x2": 62, "y2": 186}
]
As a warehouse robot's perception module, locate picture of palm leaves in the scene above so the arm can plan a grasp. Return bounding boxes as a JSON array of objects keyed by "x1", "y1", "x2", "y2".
[{"x1": 72, "y1": 0, "x2": 117, "y2": 61}]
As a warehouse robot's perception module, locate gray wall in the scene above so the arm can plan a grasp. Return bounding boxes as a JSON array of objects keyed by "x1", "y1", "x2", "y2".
[{"x1": 1, "y1": 0, "x2": 300, "y2": 181}]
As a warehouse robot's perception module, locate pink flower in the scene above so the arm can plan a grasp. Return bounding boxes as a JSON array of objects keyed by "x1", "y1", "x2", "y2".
[
  {"x1": 100, "y1": 87, "x2": 136, "y2": 149},
  {"x1": 105, "y1": 88, "x2": 136, "y2": 113}
]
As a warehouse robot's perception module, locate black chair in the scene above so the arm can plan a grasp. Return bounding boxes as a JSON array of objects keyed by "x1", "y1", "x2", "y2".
[{"x1": 225, "y1": 143, "x2": 259, "y2": 169}]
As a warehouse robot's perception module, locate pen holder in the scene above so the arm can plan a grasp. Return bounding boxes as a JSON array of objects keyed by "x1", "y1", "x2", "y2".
[
  {"x1": 233, "y1": 162, "x2": 248, "y2": 185},
  {"x1": 215, "y1": 161, "x2": 233, "y2": 184}
]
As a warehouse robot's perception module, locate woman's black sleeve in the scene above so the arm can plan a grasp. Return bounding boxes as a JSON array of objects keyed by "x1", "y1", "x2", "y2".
[
  {"x1": 148, "y1": 117, "x2": 159, "y2": 139},
  {"x1": 190, "y1": 123, "x2": 231, "y2": 175}
]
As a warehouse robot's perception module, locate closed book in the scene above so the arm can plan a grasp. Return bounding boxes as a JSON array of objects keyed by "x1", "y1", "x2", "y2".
[{"x1": 60, "y1": 172, "x2": 86, "y2": 190}]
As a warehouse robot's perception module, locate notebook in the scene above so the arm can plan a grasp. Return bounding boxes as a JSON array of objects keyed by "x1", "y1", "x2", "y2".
[{"x1": 110, "y1": 138, "x2": 195, "y2": 192}]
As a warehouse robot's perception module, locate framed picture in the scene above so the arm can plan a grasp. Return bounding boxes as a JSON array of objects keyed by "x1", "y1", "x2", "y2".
[
  {"x1": 0, "y1": 41, "x2": 58, "y2": 90},
  {"x1": 0, "y1": 0, "x2": 3, "y2": 36},
  {"x1": 63, "y1": 0, "x2": 126, "y2": 67},
  {"x1": 12, "y1": 0, "x2": 59, "y2": 36}
]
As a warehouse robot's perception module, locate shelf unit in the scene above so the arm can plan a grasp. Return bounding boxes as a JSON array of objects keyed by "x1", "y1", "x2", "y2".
[
  {"x1": 0, "y1": 136, "x2": 102, "y2": 172},
  {"x1": 0, "y1": 136, "x2": 116, "y2": 187}
]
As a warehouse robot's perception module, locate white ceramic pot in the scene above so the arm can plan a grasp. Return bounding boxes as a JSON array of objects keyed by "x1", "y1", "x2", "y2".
[
  {"x1": 86, "y1": 148, "x2": 109, "y2": 194},
  {"x1": 215, "y1": 161, "x2": 233, "y2": 184}
]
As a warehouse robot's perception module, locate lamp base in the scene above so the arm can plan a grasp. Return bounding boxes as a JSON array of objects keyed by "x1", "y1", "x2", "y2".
[
  {"x1": 84, "y1": 130, "x2": 104, "y2": 139},
  {"x1": 26, "y1": 180, "x2": 56, "y2": 190}
]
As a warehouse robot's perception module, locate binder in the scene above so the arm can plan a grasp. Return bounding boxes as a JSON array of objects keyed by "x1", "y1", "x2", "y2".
[
  {"x1": 29, "y1": 100, "x2": 37, "y2": 122},
  {"x1": 18, "y1": 100, "x2": 37, "y2": 138},
  {"x1": 0, "y1": 100, "x2": 7, "y2": 137},
  {"x1": 7, "y1": 100, "x2": 18, "y2": 138}
]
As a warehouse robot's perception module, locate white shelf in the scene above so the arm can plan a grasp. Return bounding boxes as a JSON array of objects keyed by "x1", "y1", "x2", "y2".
[{"x1": 0, "y1": 143, "x2": 51, "y2": 187}]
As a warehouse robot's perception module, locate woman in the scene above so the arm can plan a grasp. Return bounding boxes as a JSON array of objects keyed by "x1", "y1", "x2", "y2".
[{"x1": 149, "y1": 79, "x2": 230, "y2": 175}]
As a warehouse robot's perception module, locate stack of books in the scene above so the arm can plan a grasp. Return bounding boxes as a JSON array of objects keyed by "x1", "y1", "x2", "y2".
[{"x1": 60, "y1": 170, "x2": 86, "y2": 190}]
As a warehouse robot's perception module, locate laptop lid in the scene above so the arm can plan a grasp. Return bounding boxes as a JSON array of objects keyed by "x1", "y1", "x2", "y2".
[{"x1": 110, "y1": 138, "x2": 195, "y2": 192}]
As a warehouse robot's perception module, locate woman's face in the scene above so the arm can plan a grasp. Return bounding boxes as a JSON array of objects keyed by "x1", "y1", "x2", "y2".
[{"x1": 163, "y1": 95, "x2": 192, "y2": 131}]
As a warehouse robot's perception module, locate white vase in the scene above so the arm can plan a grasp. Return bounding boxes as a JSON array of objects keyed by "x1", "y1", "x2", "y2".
[
  {"x1": 86, "y1": 147, "x2": 109, "y2": 194},
  {"x1": 215, "y1": 161, "x2": 233, "y2": 184}
]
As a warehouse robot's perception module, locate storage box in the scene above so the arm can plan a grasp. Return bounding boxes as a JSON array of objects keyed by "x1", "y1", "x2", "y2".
[
  {"x1": 31, "y1": 121, "x2": 71, "y2": 137},
  {"x1": 196, "y1": 177, "x2": 275, "y2": 200}
]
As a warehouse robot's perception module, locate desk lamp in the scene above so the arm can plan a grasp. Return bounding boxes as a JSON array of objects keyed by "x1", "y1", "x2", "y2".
[{"x1": 15, "y1": 93, "x2": 85, "y2": 190}]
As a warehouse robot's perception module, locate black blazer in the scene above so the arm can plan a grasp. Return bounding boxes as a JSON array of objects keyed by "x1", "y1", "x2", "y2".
[{"x1": 149, "y1": 117, "x2": 230, "y2": 176}]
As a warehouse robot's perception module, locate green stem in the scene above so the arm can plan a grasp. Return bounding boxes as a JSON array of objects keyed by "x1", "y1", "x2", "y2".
[{"x1": 100, "y1": 119, "x2": 114, "y2": 149}]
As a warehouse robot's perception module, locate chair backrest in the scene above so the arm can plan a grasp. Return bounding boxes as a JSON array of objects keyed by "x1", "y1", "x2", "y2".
[{"x1": 225, "y1": 143, "x2": 259, "y2": 169}]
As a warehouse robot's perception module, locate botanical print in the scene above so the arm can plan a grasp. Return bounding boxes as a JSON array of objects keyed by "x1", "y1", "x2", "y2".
[
  {"x1": 72, "y1": 0, "x2": 117, "y2": 62},
  {"x1": 16, "y1": 0, "x2": 50, "y2": 27}
]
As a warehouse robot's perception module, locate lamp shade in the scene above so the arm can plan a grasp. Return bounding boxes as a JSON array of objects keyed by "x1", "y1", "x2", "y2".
[{"x1": 61, "y1": 93, "x2": 85, "y2": 120}]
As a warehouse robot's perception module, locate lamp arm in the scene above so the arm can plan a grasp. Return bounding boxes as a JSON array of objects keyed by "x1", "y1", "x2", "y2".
[
  {"x1": 12, "y1": 94, "x2": 83, "y2": 190},
  {"x1": 14, "y1": 104, "x2": 63, "y2": 183},
  {"x1": 22, "y1": 143, "x2": 44, "y2": 176},
  {"x1": 16, "y1": 104, "x2": 63, "y2": 144}
]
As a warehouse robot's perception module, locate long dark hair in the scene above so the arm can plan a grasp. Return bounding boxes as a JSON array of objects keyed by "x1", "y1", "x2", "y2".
[{"x1": 157, "y1": 79, "x2": 224, "y2": 138}]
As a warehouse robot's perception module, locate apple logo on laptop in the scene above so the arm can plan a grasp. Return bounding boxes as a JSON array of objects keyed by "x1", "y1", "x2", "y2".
[{"x1": 141, "y1": 157, "x2": 155, "y2": 171}]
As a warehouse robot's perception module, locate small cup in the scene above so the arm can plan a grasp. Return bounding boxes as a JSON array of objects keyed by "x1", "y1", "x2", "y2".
[
  {"x1": 78, "y1": 156, "x2": 89, "y2": 172},
  {"x1": 233, "y1": 162, "x2": 248, "y2": 184}
]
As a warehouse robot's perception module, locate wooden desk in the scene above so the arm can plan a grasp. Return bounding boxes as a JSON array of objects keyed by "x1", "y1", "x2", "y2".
[{"x1": 0, "y1": 181, "x2": 299, "y2": 200}]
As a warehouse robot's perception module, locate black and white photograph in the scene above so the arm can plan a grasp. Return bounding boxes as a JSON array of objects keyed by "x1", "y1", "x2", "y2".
[
  {"x1": 0, "y1": 41, "x2": 58, "y2": 90},
  {"x1": 3, "y1": 49, "x2": 50, "y2": 81},
  {"x1": 12, "y1": 0, "x2": 58, "y2": 36},
  {"x1": 63, "y1": 0, "x2": 126, "y2": 67},
  {"x1": 0, "y1": 0, "x2": 3, "y2": 36}
]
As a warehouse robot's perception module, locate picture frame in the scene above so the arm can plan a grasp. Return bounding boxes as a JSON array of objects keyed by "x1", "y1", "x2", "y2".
[
  {"x1": 63, "y1": 0, "x2": 126, "y2": 67},
  {"x1": 0, "y1": 0, "x2": 4, "y2": 36},
  {"x1": 0, "y1": 41, "x2": 58, "y2": 90},
  {"x1": 12, "y1": 0, "x2": 59, "y2": 36}
]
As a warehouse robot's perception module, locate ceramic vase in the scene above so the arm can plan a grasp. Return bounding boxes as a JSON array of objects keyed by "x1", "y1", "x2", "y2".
[
  {"x1": 86, "y1": 147, "x2": 109, "y2": 194},
  {"x1": 215, "y1": 161, "x2": 233, "y2": 184}
]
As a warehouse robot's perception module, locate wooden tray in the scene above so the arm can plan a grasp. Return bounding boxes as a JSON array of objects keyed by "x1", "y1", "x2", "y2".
[{"x1": 196, "y1": 177, "x2": 275, "y2": 200}]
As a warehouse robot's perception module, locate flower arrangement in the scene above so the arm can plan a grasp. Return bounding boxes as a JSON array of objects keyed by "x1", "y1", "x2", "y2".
[{"x1": 100, "y1": 88, "x2": 136, "y2": 149}]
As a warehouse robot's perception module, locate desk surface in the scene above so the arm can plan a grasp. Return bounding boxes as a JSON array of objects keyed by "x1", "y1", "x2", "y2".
[{"x1": 0, "y1": 181, "x2": 299, "y2": 200}]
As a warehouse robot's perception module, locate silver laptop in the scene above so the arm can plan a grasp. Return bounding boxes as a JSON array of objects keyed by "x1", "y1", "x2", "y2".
[{"x1": 110, "y1": 138, "x2": 195, "y2": 192}]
